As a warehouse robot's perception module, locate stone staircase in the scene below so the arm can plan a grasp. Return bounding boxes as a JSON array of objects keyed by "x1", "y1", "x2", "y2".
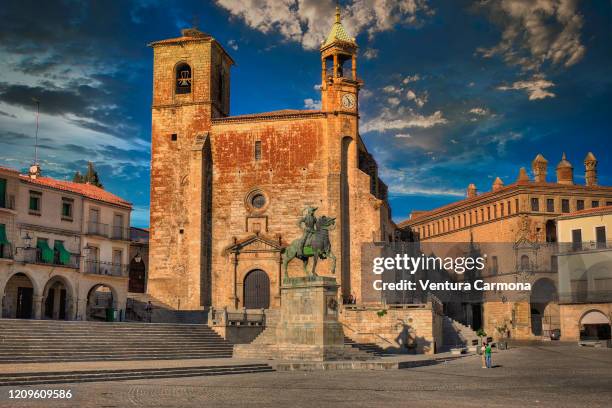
[
  {"x1": 442, "y1": 316, "x2": 479, "y2": 348},
  {"x1": 0, "y1": 364, "x2": 275, "y2": 386},
  {"x1": 0, "y1": 319, "x2": 233, "y2": 363},
  {"x1": 343, "y1": 336, "x2": 388, "y2": 357},
  {"x1": 126, "y1": 293, "x2": 207, "y2": 324}
]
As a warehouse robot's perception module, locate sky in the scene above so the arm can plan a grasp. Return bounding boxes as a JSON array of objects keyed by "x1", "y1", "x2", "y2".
[{"x1": 0, "y1": 0, "x2": 610, "y2": 228}]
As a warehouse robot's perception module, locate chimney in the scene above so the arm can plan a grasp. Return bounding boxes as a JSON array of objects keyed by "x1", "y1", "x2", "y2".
[
  {"x1": 584, "y1": 152, "x2": 598, "y2": 187},
  {"x1": 492, "y1": 177, "x2": 504, "y2": 192},
  {"x1": 556, "y1": 152, "x2": 573, "y2": 185},
  {"x1": 467, "y1": 183, "x2": 477, "y2": 199},
  {"x1": 531, "y1": 154, "x2": 548, "y2": 183},
  {"x1": 517, "y1": 167, "x2": 530, "y2": 183}
]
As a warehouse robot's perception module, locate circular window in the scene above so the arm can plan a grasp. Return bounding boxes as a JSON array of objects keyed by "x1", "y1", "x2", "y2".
[{"x1": 251, "y1": 193, "x2": 266, "y2": 209}]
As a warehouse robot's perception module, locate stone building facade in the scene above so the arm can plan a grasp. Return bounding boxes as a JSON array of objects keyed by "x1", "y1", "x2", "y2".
[
  {"x1": 0, "y1": 165, "x2": 131, "y2": 321},
  {"x1": 147, "y1": 11, "x2": 395, "y2": 313},
  {"x1": 556, "y1": 206, "x2": 611, "y2": 342},
  {"x1": 399, "y1": 153, "x2": 612, "y2": 340}
]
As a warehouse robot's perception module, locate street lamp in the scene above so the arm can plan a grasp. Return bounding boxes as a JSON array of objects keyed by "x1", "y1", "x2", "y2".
[{"x1": 23, "y1": 232, "x2": 32, "y2": 248}]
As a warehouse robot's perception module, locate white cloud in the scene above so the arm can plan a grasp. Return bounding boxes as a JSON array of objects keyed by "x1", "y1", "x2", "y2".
[
  {"x1": 215, "y1": 0, "x2": 432, "y2": 50},
  {"x1": 313, "y1": 83, "x2": 322, "y2": 91},
  {"x1": 402, "y1": 74, "x2": 420, "y2": 84},
  {"x1": 303, "y1": 98, "x2": 322, "y2": 109},
  {"x1": 382, "y1": 85, "x2": 401, "y2": 94},
  {"x1": 361, "y1": 107, "x2": 447, "y2": 133},
  {"x1": 477, "y1": 0, "x2": 586, "y2": 71},
  {"x1": 387, "y1": 97, "x2": 401, "y2": 106},
  {"x1": 227, "y1": 39, "x2": 239, "y2": 50},
  {"x1": 469, "y1": 107, "x2": 488, "y2": 115},
  {"x1": 406, "y1": 89, "x2": 427, "y2": 107},
  {"x1": 497, "y1": 76, "x2": 556, "y2": 100},
  {"x1": 363, "y1": 48, "x2": 379, "y2": 59},
  {"x1": 395, "y1": 133, "x2": 412, "y2": 139}
]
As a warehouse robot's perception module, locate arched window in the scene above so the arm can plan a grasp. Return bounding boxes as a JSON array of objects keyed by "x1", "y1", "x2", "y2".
[{"x1": 175, "y1": 63, "x2": 192, "y2": 94}]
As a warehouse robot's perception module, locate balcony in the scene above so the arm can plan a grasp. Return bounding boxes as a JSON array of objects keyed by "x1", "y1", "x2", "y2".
[
  {"x1": 557, "y1": 241, "x2": 612, "y2": 254},
  {"x1": 0, "y1": 243, "x2": 13, "y2": 260},
  {"x1": 0, "y1": 194, "x2": 16, "y2": 211},
  {"x1": 84, "y1": 259, "x2": 128, "y2": 277},
  {"x1": 559, "y1": 289, "x2": 612, "y2": 304},
  {"x1": 110, "y1": 225, "x2": 130, "y2": 241},
  {"x1": 87, "y1": 222, "x2": 109, "y2": 237},
  {"x1": 18, "y1": 247, "x2": 80, "y2": 269}
]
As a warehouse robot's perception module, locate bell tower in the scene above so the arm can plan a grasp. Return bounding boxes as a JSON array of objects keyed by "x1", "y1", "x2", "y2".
[
  {"x1": 320, "y1": 6, "x2": 361, "y2": 113},
  {"x1": 147, "y1": 28, "x2": 233, "y2": 309}
]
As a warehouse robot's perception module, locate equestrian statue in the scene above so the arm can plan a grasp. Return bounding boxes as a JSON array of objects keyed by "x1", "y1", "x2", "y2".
[{"x1": 282, "y1": 206, "x2": 337, "y2": 278}]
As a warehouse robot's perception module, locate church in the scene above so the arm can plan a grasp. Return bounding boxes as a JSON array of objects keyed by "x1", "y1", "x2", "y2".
[{"x1": 147, "y1": 8, "x2": 396, "y2": 312}]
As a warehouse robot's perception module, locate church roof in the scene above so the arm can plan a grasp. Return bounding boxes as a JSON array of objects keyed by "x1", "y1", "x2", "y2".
[
  {"x1": 557, "y1": 152, "x2": 573, "y2": 169},
  {"x1": 212, "y1": 109, "x2": 324, "y2": 124},
  {"x1": 322, "y1": 6, "x2": 356, "y2": 48}
]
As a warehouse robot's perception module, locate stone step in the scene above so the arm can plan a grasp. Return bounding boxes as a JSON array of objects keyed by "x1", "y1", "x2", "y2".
[{"x1": 0, "y1": 364, "x2": 274, "y2": 386}]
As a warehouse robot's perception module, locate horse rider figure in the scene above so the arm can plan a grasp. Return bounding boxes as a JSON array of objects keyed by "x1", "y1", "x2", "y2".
[{"x1": 296, "y1": 206, "x2": 317, "y2": 257}]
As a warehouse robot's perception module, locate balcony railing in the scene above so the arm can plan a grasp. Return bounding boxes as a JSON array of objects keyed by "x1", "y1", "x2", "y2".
[
  {"x1": 0, "y1": 194, "x2": 15, "y2": 210},
  {"x1": 84, "y1": 259, "x2": 128, "y2": 277},
  {"x1": 0, "y1": 243, "x2": 13, "y2": 259},
  {"x1": 18, "y1": 247, "x2": 80, "y2": 269},
  {"x1": 557, "y1": 241, "x2": 612, "y2": 254},
  {"x1": 325, "y1": 67, "x2": 358, "y2": 81},
  {"x1": 111, "y1": 225, "x2": 130, "y2": 240},
  {"x1": 559, "y1": 290, "x2": 612, "y2": 304},
  {"x1": 87, "y1": 222, "x2": 109, "y2": 237}
]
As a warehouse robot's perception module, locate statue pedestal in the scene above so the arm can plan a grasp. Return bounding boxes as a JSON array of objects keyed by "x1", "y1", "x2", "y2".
[
  {"x1": 234, "y1": 276, "x2": 365, "y2": 361},
  {"x1": 274, "y1": 276, "x2": 345, "y2": 360}
]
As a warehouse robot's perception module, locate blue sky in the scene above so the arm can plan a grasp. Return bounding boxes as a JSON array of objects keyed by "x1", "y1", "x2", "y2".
[{"x1": 0, "y1": 0, "x2": 610, "y2": 227}]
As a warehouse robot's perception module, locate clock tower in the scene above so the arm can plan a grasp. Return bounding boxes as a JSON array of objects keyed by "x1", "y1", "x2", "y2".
[{"x1": 320, "y1": 6, "x2": 362, "y2": 113}]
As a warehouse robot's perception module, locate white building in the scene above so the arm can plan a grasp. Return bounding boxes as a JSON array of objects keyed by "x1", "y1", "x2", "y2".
[
  {"x1": 0, "y1": 165, "x2": 132, "y2": 321},
  {"x1": 556, "y1": 205, "x2": 611, "y2": 342}
]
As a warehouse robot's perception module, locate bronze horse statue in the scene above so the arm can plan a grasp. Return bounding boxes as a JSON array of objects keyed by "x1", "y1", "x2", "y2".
[{"x1": 282, "y1": 215, "x2": 336, "y2": 278}]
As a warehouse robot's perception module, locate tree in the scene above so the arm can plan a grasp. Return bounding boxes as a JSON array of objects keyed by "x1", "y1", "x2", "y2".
[{"x1": 72, "y1": 162, "x2": 104, "y2": 189}]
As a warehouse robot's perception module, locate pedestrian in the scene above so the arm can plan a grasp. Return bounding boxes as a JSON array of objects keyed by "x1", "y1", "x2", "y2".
[
  {"x1": 485, "y1": 342, "x2": 492, "y2": 368},
  {"x1": 481, "y1": 341, "x2": 487, "y2": 368},
  {"x1": 145, "y1": 301, "x2": 153, "y2": 323}
]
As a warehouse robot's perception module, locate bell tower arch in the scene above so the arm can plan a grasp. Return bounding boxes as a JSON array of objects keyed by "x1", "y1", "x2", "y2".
[{"x1": 320, "y1": 6, "x2": 362, "y2": 113}]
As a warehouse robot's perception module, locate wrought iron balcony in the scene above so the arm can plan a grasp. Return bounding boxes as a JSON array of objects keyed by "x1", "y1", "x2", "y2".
[
  {"x1": 17, "y1": 247, "x2": 80, "y2": 269},
  {"x1": 87, "y1": 221, "x2": 109, "y2": 237},
  {"x1": 84, "y1": 259, "x2": 128, "y2": 277},
  {"x1": 110, "y1": 225, "x2": 130, "y2": 240},
  {"x1": 559, "y1": 290, "x2": 612, "y2": 304},
  {"x1": 0, "y1": 243, "x2": 13, "y2": 259},
  {"x1": 557, "y1": 241, "x2": 612, "y2": 254},
  {"x1": 0, "y1": 194, "x2": 15, "y2": 211}
]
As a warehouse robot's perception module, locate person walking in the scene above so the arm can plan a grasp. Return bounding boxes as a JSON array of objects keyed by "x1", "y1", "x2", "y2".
[
  {"x1": 481, "y1": 342, "x2": 487, "y2": 368},
  {"x1": 485, "y1": 342, "x2": 492, "y2": 368}
]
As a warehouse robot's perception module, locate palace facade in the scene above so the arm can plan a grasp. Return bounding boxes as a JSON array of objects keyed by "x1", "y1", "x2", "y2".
[{"x1": 399, "y1": 153, "x2": 612, "y2": 340}]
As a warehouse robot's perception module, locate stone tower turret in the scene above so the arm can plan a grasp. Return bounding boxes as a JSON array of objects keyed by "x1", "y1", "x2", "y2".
[
  {"x1": 584, "y1": 152, "x2": 598, "y2": 187},
  {"x1": 556, "y1": 152, "x2": 573, "y2": 185},
  {"x1": 532, "y1": 154, "x2": 548, "y2": 183},
  {"x1": 517, "y1": 167, "x2": 530, "y2": 183},
  {"x1": 467, "y1": 183, "x2": 477, "y2": 198},
  {"x1": 492, "y1": 177, "x2": 504, "y2": 192}
]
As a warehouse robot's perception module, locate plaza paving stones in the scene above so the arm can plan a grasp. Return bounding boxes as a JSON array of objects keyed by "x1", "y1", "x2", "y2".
[{"x1": 0, "y1": 345, "x2": 611, "y2": 408}]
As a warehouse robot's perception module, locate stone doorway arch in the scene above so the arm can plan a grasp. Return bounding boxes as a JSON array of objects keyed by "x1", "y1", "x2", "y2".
[
  {"x1": 530, "y1": 278, "x2": 559, "y2": 337},
  {"x1": 86, "y1": 284, "x2": 116, "y2": 321},
  {"x1": 42, "y1": 276, "x2": 74, "y2": 320},
  {"x1": 2, "y1": 272, "x2": 36, "y2": 319},
  {"x1": 580, "y1": 310, "x2": 611, "y2": 341},
  {"x1": 243, "y1": 269, "x2": 270, "y2": 309}
]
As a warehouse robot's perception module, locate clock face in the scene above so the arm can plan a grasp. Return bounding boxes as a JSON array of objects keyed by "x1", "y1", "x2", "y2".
[{"x1": 341, "y1": 93, "x2": 356, "y2": 109}]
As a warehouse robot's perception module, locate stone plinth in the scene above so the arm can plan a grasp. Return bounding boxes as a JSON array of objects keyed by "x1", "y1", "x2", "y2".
[{"x1": 234, "y1": 276, "x2": 372, "y2": 361}]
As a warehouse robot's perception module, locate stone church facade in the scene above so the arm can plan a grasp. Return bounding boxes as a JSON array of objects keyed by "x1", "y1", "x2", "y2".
[{"x1": 147, "y1": 11, "x2": 395, "y2": 312}]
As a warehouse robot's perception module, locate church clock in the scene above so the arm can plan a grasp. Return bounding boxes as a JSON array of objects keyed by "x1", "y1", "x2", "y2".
[{"x1": 341, "y1": 93, "x2": 356, "y2": 109}]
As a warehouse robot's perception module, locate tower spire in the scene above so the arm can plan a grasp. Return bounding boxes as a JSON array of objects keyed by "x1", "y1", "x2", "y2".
[{"x1": 335, "y1": 4, "x2": 341, "y2": 23}]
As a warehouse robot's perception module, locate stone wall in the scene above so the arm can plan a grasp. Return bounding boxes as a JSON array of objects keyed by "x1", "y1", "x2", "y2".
[
  {"x1": 559, "y1": 303, "x2": 612, "y2": 341},
  {"x1": 340, "y1": 304, "x2": 443, "y2": 354}
]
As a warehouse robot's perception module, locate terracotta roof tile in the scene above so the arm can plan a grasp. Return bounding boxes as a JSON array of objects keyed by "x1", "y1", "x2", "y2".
[
  {"x1": 20, "y1": 175, "x2": 131, "y2": 208},
  {"x1": 212, "y1": 109, "x2": 323, "y2": 123}
]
